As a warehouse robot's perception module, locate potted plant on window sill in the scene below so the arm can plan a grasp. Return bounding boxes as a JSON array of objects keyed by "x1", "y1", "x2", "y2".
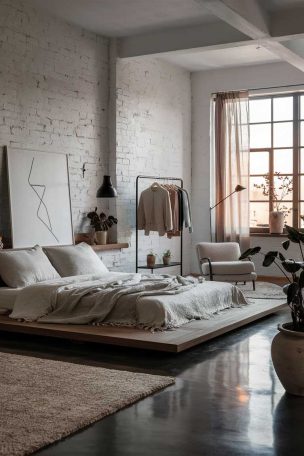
[
  {"x1": 253, "y1": 172, "x2": 293, "y2": 234},
  {"x1": 87, "y1": 208, "x2": 117, "y2": 245},
  {"x1": 240, "y1": 224, "x2": 304, "y2": 396}
]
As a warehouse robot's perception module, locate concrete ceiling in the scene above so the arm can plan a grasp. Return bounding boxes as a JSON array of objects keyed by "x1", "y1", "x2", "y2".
[
  {"x1": 159, "y1": 44, "x2": 281, "y2": 72},
  {"x1": 28, "y1": 0, "x2": 216, "y2": 37},
  {"x1": 28, "y1": 0, "x2": 304, "y2": 74}
]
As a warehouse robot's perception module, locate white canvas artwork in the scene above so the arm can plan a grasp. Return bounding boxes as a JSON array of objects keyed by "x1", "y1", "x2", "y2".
[{"x1": 7, "y1": 147, "x2": 74, "y2": 248}]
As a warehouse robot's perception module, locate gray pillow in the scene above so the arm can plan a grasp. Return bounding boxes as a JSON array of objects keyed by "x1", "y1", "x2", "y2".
[
  {"x1": 0, "y1": 245, "x2": 60, "y2": 288},
  {"x1": 43, "y1": 243, "x2": 109, "y2": 277}
]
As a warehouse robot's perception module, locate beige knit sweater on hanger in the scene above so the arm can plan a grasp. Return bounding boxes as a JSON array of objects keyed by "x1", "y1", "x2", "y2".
[{"x1": 138, "y1": 185, "x2": 173, "y2": 236}]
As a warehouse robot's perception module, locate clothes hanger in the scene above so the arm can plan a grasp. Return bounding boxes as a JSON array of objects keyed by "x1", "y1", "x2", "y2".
[{"x1": 151, "y1": 181, "x2": 161, "y2": 191}]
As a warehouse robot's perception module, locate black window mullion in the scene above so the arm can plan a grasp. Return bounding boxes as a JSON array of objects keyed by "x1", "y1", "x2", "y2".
[
  {"x1": 270, "y1": 98, "x2": 274, "y2": 214},
  {"x1": 294, "y1": 94, "x2": 300, "y2": 228}
]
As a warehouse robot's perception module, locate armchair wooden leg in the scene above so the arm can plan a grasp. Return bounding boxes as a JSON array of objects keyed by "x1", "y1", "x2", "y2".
[
  {"x1": 244, "y1": 281, "x2": 246, "y2": 285},
  {"x1": 252, "y1": 280, "x2": 255, "y2": 291}
]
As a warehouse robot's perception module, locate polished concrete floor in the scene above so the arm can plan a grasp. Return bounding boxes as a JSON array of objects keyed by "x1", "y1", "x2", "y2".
[{"x1": 1, "y1": 307, "x2": 303, "y2": 456}]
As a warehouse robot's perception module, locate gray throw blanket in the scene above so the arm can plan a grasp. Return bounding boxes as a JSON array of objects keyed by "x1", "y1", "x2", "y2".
[{"x1": 10, "y1": 272, "x2": 248, "y2": 330}]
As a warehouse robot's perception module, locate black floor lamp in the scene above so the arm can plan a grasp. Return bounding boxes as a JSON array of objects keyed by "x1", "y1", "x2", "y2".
[{"x1": 209, "y1": 184, "x2": 246, "y2": 242}]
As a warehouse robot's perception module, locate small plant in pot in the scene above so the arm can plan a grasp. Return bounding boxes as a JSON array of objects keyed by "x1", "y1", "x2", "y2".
[
  {"x1": 163, "y1": 249, "x2": 171, "y2": 266},
  {"x1": 253, "y1": 172, "x2": 292, "y2": 234},
  {"x1": 87, "y1": 208, "x2": 117, "y2": 245},
  {"x1": 240, "y1": 224, "x2": 304, "y2": 396},
  {"x1": 147, "y1": 251, "x2": 157, "y2": 269}
]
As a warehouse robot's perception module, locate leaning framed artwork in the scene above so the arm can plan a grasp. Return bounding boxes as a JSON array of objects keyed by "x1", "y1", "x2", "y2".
[{"x1": 6, "y1": 146, "x2": 74, "y2": 248}]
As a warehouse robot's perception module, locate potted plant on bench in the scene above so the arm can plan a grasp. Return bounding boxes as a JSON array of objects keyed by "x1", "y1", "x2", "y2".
[
  {"x1": 87, "y1": 208, "x2": 117, "y2": 245},
  {"x1": 240, "y1": 224, "x2": 304, "y2": 396}
]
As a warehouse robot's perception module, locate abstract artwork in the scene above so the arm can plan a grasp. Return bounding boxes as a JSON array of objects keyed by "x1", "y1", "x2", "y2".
[{"x1": 6, "y1": 147, "x2": 73, "y2": 248}]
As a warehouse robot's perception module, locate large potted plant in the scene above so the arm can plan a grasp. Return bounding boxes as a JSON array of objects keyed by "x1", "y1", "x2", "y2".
[
  {"x1": 253, "y1": 173, "x2": 292, "y2": 233},
  {"x1": 87, "y1": 208, "x2": 117, "y2": 245},
  {"x1": 240, "y1": 225, "x2": 304, "y2": 396}
]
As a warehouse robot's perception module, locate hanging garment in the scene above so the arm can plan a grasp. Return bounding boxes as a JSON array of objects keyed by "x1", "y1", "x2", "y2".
[
  {"x1": 138, "y1": 184, "x2": 173, "y2": 236},
  {"x1": 165, "y1": 185, "x2": 181, "y2": 238},
  {"x1": 180, "y1": 189, "x2": 193, "y2": 233},
  {"x1": 177, "y1": 189, "x2": 184, "y2": 231}
]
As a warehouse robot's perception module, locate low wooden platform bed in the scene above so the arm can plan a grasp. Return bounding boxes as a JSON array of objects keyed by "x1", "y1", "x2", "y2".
[
  {"x1": 0, "y1": 299, "x2": 286, "y2": 352},
  {"x1": 0, "y1": 243, "x2": 287, "y2": 353}
]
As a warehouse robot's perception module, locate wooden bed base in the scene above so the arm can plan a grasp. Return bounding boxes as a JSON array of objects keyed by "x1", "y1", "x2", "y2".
[{"x1": 0, "y1": 299, "x2": 286, "y2": 353}]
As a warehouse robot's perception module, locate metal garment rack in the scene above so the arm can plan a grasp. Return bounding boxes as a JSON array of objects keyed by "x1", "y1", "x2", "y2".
[{"x1": 135, "y1": 175, "x2": 183, "y2": 275}]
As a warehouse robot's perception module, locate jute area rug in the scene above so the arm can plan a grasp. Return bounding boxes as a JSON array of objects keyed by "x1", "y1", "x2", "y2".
[
  {"x1": 236, "y1": 281, "x2": 286, "y2": 300},
  {"x1": 0, "y1": 352, "x2": 174, "y2": 456}
]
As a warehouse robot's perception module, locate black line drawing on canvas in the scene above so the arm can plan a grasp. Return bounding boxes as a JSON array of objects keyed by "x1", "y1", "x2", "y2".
[{"x1": 28, "y1": 157, "x2": 59, "y2": 243}]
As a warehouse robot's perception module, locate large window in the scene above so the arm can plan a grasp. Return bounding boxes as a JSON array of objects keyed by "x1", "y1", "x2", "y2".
[{"x1": 249, "y1": 93, "x2": 304, "y2": 232}]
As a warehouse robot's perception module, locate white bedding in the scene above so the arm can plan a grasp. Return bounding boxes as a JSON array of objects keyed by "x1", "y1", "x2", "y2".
[
  {"x1": 0, "y1": 287, "x2": 22, "y2": 311},
  {"x1": 9, "y1": 272, "x2": 248, "y2": 330}
]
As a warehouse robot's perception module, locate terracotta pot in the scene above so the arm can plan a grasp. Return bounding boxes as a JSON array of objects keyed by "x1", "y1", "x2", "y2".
[
  {"x1": 269, "y1": 211, "x2": 284, "y2": 234},
  {"x1": 271, "y1": 323, "x2": 304, "y2": 396},
  {"x1": 147, "y1": 254, "x2": 156, "y2": 268},
  {"x1": 95, "y1": 231, "x2": 107, "y2": 245},
  {"x1": 163, "y1": 256, "x2": 171, "y2": 265}
]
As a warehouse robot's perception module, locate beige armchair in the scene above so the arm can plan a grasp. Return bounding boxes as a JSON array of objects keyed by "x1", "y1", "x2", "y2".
[{"x1": 196, "y1": 242, "x2": 257, "y2": 290}]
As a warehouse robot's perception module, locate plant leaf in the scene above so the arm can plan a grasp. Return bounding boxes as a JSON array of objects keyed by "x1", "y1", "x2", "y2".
[
  {"x1": 262, "y1": 251, "x2": 278, "y2": 267},
  {"x1": 285, "y1": 225, "x2": 301, "y2": 243},
  {"x1": 239, "y1": 247, "x2": 260, "y2": 260},
  {"x1": 282, "y1": 240, "x2": 290, "y2": 251},
  {"x1": 282, "y1": 260, "x2": 302, "y2": 273},
  {"x1": 278, "y1": 252, "x2": 286, "y2": 261}
]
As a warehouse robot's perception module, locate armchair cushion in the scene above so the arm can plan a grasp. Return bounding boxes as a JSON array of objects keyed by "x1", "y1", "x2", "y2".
[{"x1": 201, "y1": 260, "x2": 255, "y2": 276}]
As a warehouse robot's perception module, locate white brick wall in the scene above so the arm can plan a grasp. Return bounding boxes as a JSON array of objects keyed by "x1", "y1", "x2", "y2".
[
  {"x1": 114, "y1": 57, "x2": 192, "y2": 273},
  {"x1": 0, "y1": 0, "x2": 111, "y2": 245},
  {"x1": 0, "y1": 2, "x2": 192, "y2": 273}
]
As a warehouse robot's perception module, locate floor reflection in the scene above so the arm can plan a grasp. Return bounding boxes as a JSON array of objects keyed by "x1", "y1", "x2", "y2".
[{"x1": 1, "y1": 308, "x2": 294, "y2": 456}]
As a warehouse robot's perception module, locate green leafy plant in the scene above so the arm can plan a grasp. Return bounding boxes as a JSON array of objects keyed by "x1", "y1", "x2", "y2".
[
  {"x1": 87, "y1": 208, "x2": 117, "y2": 232},
  {"x1": 240, "y1": 224, "x2": 304, "y2": 331},
  {"x1": 163, "y1": 249, "x2": 171, "y2": 258},
  {"x1": 147, "y1": 250, "x2": 156, "y2": 257}
]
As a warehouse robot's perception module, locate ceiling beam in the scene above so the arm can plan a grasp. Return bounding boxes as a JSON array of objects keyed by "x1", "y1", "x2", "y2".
[
  {"x1": 118, "y1": 21, "x2": 250, "y2": 58},
  {"x1": 201, "y1": 0, "x2": 269, "y2": 39},
  {"x1": 201, "y1": 0, "x2": 304, "y2": 73}
]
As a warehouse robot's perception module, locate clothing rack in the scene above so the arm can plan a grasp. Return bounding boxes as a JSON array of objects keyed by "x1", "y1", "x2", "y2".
[{"x1": 135, "y1": 175, "x2": 183, "y2": 275}]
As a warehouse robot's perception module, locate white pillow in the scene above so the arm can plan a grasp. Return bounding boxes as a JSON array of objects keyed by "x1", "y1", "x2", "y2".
[
  {"x1": 43, "y1": 243, "x2": 109, "y2": 277},
  {"x1": 0, "y1": 245, "x2": 60, "y2": 288}
]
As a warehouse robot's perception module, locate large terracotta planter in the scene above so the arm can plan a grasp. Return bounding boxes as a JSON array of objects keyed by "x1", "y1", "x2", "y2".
[
  {"x1": 271, "y1": 323, "x2": 304, "y2": 396},
  {"x1": 95, "y1": 231, "x2": 107, "y2": 245},
  {"x1": 269, "y1": 211, "x2": 284, "y2": 234}
]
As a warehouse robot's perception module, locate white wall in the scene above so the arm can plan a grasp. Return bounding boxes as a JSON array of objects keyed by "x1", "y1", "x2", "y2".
[
  {"x1": 0, "y1": 0, "x2": 129, "y2": 269},
  {"x1": 0, "y1": 0, "x2": 110, "y2": 247},
  {"x1": 115, "y1": 57, "x2": 192, "y2": 273},
  {"x1": 191, "y1": 62, "x2": 304, "y2": 275}
]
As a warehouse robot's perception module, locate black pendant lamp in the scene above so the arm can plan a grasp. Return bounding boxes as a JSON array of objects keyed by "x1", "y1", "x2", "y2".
[{"x1": 96, "y1": 175, "x2": 117, "y2": 198}]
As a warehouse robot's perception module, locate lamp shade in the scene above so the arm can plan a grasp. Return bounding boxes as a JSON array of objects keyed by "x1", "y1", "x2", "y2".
[
  {"x1": 235, "y1": 184, "x2": 246, "y2": 192},
  {"x1": 96, "y1": 175, "x2": 117, "y2": 198}
]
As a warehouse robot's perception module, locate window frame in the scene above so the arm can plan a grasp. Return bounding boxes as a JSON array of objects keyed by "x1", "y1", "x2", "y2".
[{"x1": 249, "y1": 92, "x2": 302, "y2": 233}]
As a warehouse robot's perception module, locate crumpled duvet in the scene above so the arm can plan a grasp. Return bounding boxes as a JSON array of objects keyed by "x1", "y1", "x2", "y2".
[{"x1": 9, "y1": 272, "x2": 248, "y2": 330}]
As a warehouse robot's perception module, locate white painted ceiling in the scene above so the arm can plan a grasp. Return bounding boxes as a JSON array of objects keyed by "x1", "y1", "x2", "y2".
[
  {"x1": 159, "y1": 44, "x2": 281, "y2": 72},
  {"x1": 28, "y1": 0, "x2": 216, "y2": 37},
  {"x1": 28, "y1": 0, "x2": 304, "y2": 72}
]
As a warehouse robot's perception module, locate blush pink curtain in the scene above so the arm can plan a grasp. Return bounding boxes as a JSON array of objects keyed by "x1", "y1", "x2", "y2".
[{"x1": 213, "y1": 91, "x2": 250, "y2": 251}]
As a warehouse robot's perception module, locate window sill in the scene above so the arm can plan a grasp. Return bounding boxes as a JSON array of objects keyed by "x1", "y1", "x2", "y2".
[{"x1": 250, "y1": 232, "x2": 287, "y2": 237}]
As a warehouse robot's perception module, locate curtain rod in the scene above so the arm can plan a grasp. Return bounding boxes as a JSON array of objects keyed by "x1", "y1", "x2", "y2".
[{"x1": 212, "y1": 83, "x2": 304, "y2": 96}]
